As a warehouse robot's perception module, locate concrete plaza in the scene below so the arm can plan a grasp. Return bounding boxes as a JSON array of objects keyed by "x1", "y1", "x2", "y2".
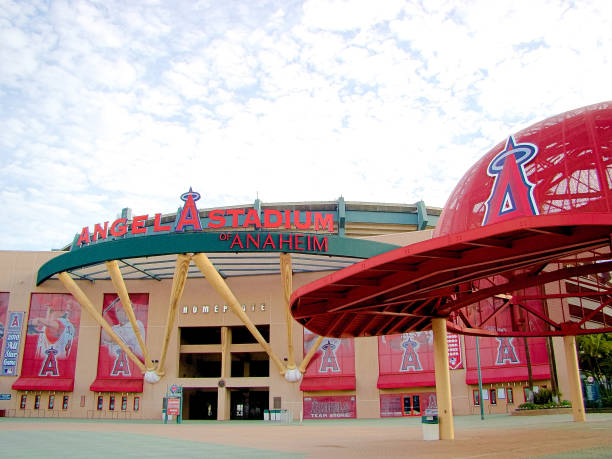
[{"x1": 1, "y1": 413, "x2": 611, "y2": 458}]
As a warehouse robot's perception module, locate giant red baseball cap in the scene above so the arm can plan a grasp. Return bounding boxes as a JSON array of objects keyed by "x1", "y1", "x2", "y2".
[{"x1": 290, "y1": 102, "x2": 612, "y2": 338}]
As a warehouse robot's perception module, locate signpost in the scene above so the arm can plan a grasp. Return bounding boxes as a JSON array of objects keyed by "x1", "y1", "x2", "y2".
[{"x1": 163, "y1": 384, "x2": 182, "y2": 424}]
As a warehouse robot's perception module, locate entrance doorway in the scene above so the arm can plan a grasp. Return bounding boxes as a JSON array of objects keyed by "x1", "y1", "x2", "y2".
[
  {"x1": 230, "y1": 389, "x2": 269, "y2": 420},
  {"x1": 183, "y1": 388, "x2": 217, "y2": 420}
]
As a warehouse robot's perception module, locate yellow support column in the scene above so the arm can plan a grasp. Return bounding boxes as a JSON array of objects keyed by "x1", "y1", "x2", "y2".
[
  {"x1": 192, "y1": 252, "x2": 286, "y2": 374},
  {"x1": 432, "y1": 317, "x2": 454, "y2": 440},
  {"x1": 563, "y1": 335, "x2": 586, "y2": 422}
]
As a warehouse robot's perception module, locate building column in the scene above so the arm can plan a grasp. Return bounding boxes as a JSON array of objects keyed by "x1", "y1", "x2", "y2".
[
  {"x1": 563, "y1": 335, "x2": 586, "y2": 422},
  {"x1": 218, "y1": 326, "x2": 231, "y2": 421},
  {"x1": 217, "y1": 386, "x2": 230, "y2": 421},
  {"x1": 432, "y1": 318, "x2": 454, "y2": 440}
]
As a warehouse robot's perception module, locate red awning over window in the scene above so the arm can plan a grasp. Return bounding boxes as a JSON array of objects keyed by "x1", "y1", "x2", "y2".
[
  {"x1": 12, "y1": 377, "x2": 74, "y2": 392},
  {"x1": 300, "y1": 375, "x2": 355, "y2": 391},
  {"x1": 377, "y1": 372, "x2": 435, "y2": 389},
  {"x1": 90, "y1": 379, "x2": 143, "y2": 393}
]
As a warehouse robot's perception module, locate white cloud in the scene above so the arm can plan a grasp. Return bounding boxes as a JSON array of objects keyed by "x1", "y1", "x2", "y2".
[{"x1": 0, "y1": 0, "x2": 611, "y2": 250}]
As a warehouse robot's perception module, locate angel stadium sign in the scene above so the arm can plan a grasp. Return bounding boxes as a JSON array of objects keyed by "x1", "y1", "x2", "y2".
[
  {"x1": 75, "y1": 188, "x2": 333, "y2": 250},
  {"x1": 36, "y1": 189, "x2": 400, "y2": 285}
]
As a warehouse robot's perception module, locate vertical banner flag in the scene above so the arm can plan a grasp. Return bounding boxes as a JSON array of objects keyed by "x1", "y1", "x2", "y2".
[
  {"x1": 303, "y1": 395, "x2": 356, "y2": 419},
  {"x1": 91, "y1": 293, "x2": 149, "y2": 390},
  {"x1": 447, "y1": 332, "x2": 463, "y2": 370},
  {"x1": 14, "y1": 294, "x2": 81, "y2": 389},
  {"x1": 2, "y1": 310, "x2": 25, "y2": 376},
  {"x1": 301, "y1": 328, "x2": 355, "y2": 391}
]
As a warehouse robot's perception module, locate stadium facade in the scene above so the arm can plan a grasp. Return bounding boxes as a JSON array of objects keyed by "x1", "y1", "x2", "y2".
[{"x1": 0, "y1": 196, "x2": 571, "y2": 420}]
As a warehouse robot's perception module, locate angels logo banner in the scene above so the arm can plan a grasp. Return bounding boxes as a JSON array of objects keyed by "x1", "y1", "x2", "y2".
[
  {"x1": 463, "y1": 282, "x2": 551, "y2": 384},
  {"x1": 377, "y1": 331, "x2": 436, "y2": 388},
  {"x1": 91, "y1": 293, "x2": 148, "y2": 391},
  {"x1": 13, "y1": 293, "x2": 81, "y2": 391},
  {"x1": 300, "y1": 328, "x2": 355, "y2": 391}
]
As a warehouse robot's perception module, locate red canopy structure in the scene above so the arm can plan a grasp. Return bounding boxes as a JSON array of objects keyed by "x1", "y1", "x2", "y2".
[{"x1": 291, "y1": 101, "x2": 612, "y2": 339}]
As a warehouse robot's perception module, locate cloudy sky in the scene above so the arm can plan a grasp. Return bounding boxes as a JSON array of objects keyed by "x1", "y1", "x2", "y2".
[{"x1": 1, "y1": 0, "x2": 610, "y2": 250}]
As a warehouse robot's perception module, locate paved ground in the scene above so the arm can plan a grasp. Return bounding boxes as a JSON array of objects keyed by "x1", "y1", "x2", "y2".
[{"x1": 1, "y1": 413, "x2": 611, "y2": 458}]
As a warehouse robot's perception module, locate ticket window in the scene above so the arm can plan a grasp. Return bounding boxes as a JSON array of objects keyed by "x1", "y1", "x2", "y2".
[
  {"x1": 121, "y1": 396, "x2": 128, "y2": 411},
  {"x1": 133, "y1": 397, "x2": 140, "y2": 411},
  {"x1": 20, "y1": 395, "x2": 27, "y2": 409},
  {"x1": 402, "y1": 395, "x2": 421, "y2": 416},
  {"x1": 97, "y1": 396, "x2": 104, "y2": 411},
  {"x1": 402, "y1": 395, "x2": 411, "y2": 415},
  {"x1": 489, "y1": 389, "x2": 497, "y2": 405},
  {"x1": 473, "y1": 389, "x2": 480, "y2": 406},
  {"x1": 109, "y1": 396, "x2": 115, "y2": 411},
  {"x1": 63, "y1": 396, "x2": 69, "y2": 410},
  {"x1": 34, "y1": 395, "x2": 41, "y2": 410},
  {"x1": 48, "y1": 395, "x2": 55, "y2": 410},
  {"x1": 507, "y1": 388, "x2": 514, "y2": 404}
]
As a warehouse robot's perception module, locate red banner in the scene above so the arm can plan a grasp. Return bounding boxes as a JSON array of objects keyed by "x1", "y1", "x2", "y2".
[
  {"x1": 13, "y1": 293, "x2": 81, "y2": 391},
  {"x1": 463, "y1": 285, "x2": 551, "y2": 384},
  {"x1": 90, "y1": 293, "x2": 148, "y2": 392},
  {"x1": 377, "y1": 332, "x2": 436, "y2": 388},
  {"x1": 464, "y1": 335, "x2": 551, "y2": 384},
  {"x1": 0, "y1": 293, "x2": 8, "y2": 357},
  {"x1": 303, "y1": 395, "x2": 356, "y2": 419},
  {"x1": 300, "y1": 329, "x2": 355, "y2": 391}
]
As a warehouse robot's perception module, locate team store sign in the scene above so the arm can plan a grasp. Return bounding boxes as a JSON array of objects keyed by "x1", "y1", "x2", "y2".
[{"x1": 75, "y1": 189, "x2": 333, "y2": 253}]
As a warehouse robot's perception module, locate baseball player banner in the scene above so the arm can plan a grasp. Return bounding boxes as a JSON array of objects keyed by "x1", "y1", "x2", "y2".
[
  {"x1": 377, "y1": 331, "x2": 436, "y2": 388},
  {"x1": 300, "y1": 328, "x2": 355, "y2": 391},
  {"x1": 303, "y1": 395, "x2": 356, "y2": 419},
  {"x1": 2, "y1": 312, "x2": 24, "y2": 376},
  {"x1": 91, "y1": 293, "x2": 149, "y2": 391},
  {"x1": 13, "y1": 293, "x2": 81, "y2": 390},
  {"x1": 0, "y1": 293, "x2": 8, "y2": 364}
]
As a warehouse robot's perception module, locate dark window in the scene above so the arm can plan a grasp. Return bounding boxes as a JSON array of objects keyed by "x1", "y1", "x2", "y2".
[
  {"x1": 48, "y1": 395, "x2": 54, "y2": 410},
  {"x1": 63, "y1": 396, "x2": 69, "y2": 410},
  {"x1": 134, "y1": 397, "x2": 140, "y2": 411},
  {"x1": 34, "y1": 395, "x2": 41, "y2": 410},
  {"x1": 473, "y1": 389, "x2": 480, "y2": 406},
  {"x1": 121, "y1": 396, "x2": 127, "y2": 411},
  {"x1": 490, "y1": 389, "x2": 497, "y2": 405},
  {"x1": 507, "y1": 388, "x2": 514, "y2": 404},
  {"x1": 231, "y1": 325, "x2": 269, "y2": 344},
  {"x1": 179, "y1": 353, "x2": 222, "y2": 378},
  {"x1": 20, "y1": 395, "x2": 27, "y2": 409},
  {"x1": 231, "y1": 352, "x2": 269, "y2": 377},
  {"x1": 97, "y1": 396, "x2": 104, "y2": 411},
  {"x1": 180, "y1": 327, "x2": 221, "y2": 345},
  {"x1": 109, "y1": 396, "x2": 115, "y2": 411}
]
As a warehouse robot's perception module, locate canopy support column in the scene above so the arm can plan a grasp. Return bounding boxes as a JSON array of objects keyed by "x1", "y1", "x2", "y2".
[
  {"x1": 563, "y1": 335, "x2": 586, "y2": 422},
  {"x1": 432, "y1": 317, "x2": 454, "y2": 440},
  {"x1": 299, "y1": 335, "x2": 324, "y2": 373},
  {"x1": 106, "y1": 260, "x2": 154, "y2": 370},
  {"x1": 192, "y1": 252, "x2": 286, "y2": 375},
  {"x1": 157, "y1": 254, "x2": 191, "y2": 376},
  {"x1": 58, "y1": 272, "x2": 146, "y2": 372},
  {"x1": 280, "y1": 253, "x2": 297, "y2": 370}
]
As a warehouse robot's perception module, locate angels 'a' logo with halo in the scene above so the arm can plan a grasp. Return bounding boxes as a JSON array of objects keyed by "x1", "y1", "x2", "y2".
[{"x1": 482, "y1": 136, "x2": 539, "y2": 226}]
